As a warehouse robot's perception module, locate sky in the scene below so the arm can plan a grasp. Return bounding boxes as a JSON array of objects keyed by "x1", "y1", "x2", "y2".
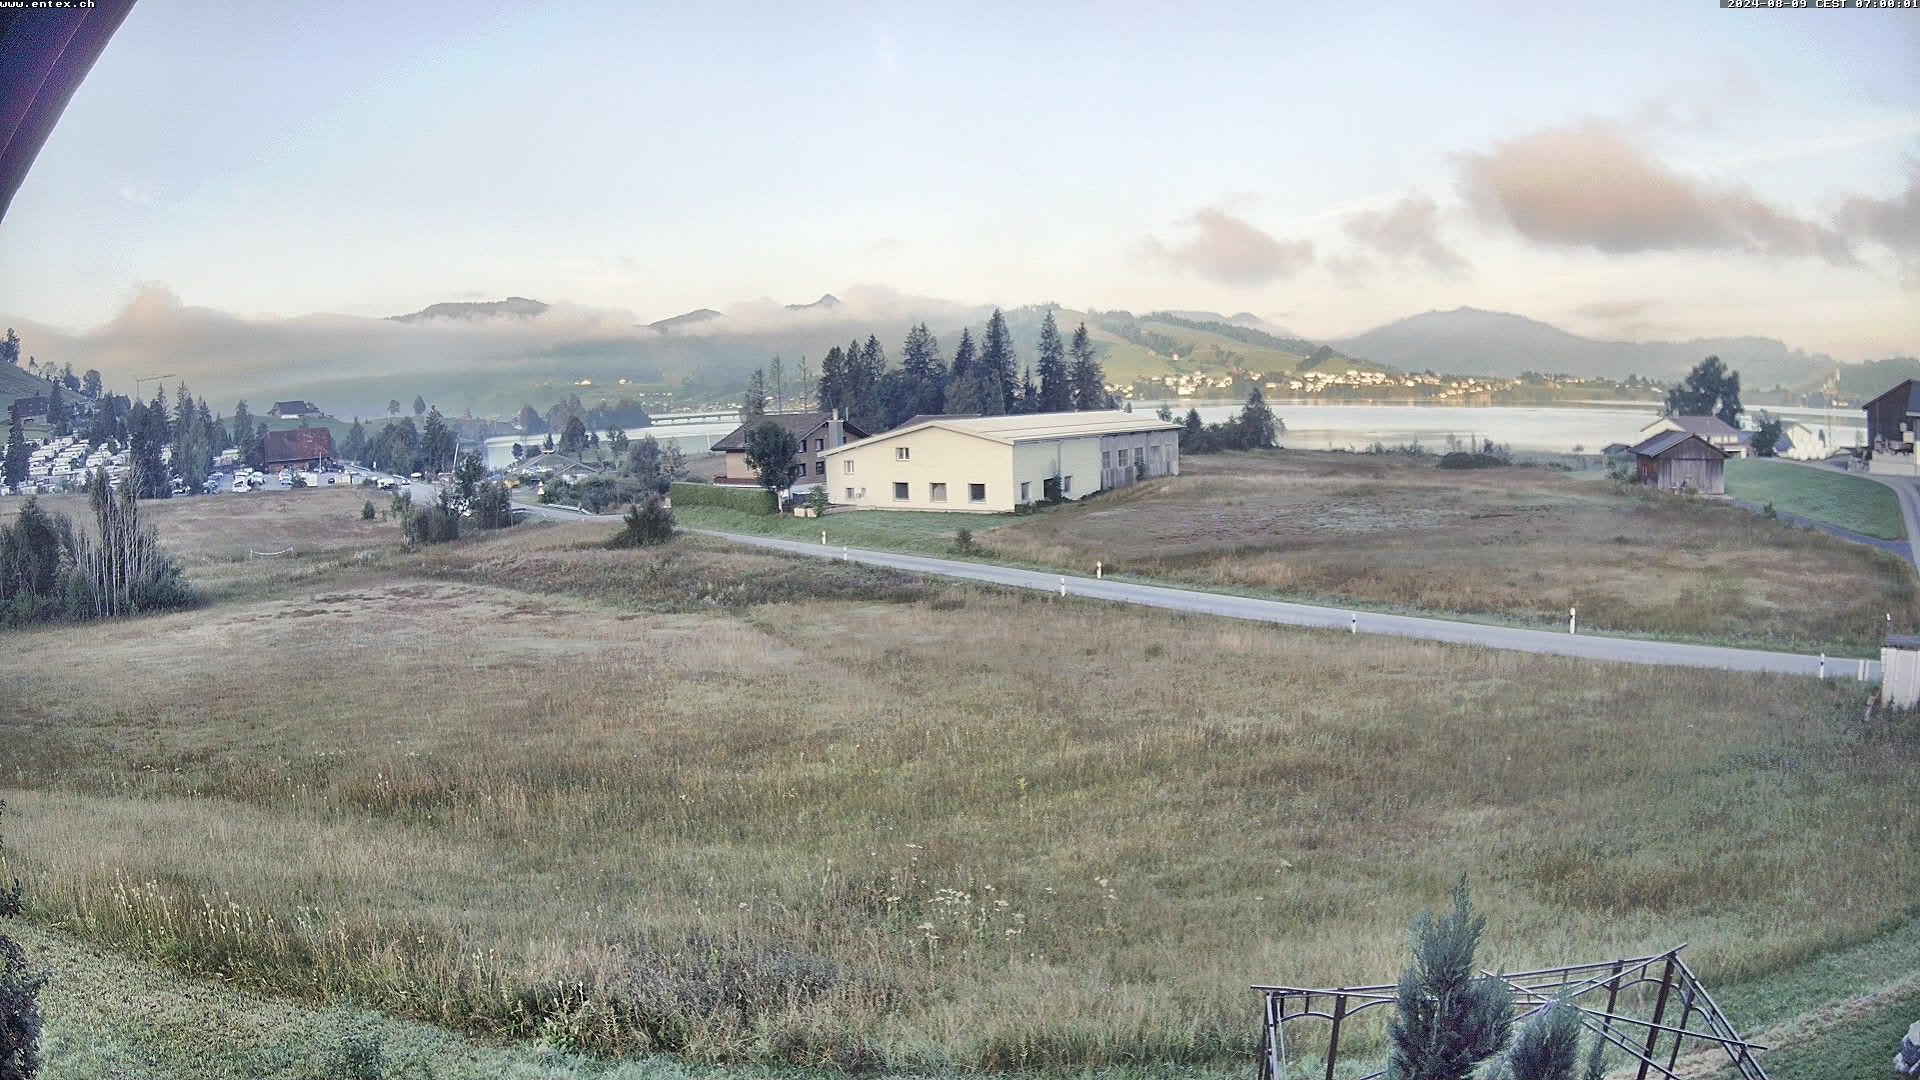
[{"x1": 0, "y1": 0, "x2": 1916, "y2": 363}]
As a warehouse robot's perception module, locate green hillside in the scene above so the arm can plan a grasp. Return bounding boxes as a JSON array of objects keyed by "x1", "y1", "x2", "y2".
[{"x1": 0, "y1": 364, "x2": 55, "y2": 408}]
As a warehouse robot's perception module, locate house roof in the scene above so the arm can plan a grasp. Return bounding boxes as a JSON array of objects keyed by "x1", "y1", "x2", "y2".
[
  {"x1": 270, "y1": 400, "x2": 317, "y2": 414},
  {"x1": 823, "y1": 410, "x2": 1180, "y2": 455},
  {"x1": 1887, "y1": 634, "x2": 1920, "y2": 651},
  {"x1": 261, "y1": 426, "x2": 336, "y2": 464},
  {"x1": 1644, "y1": 414, "x2": 1740, "y2": 438},
  {"x1": 1864, "y1": 379, "x2": 1920, "y2": 416},
  {"x1": 506, "y1": 450, "x2": 602, "y2": 475},
  {"x1": 1630, "y1": 431, "x2": 1726, "y2": 459},
  {"x1": 893, "y1": 413, "x2": 979, "y2": 430},
  {"x1": 712, "y1": 411, "x2": 866, "y2": 452}
]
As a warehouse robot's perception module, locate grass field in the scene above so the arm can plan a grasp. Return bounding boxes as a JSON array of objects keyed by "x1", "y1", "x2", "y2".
[
  {"x1": 2, "y1": 490, "x2": 1917, "y2": 1074},
  {"x1": 680, "y1": 450, "x2": 1920, "y2": 654},
  {"x1": 1724, "y1": 458, "x2": 1907, "y2": 541}
]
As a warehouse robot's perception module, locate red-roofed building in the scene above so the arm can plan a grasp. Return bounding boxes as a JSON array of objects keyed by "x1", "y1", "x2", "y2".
[{"x1": 261, "y1": 427, "x2": 336, "y2": 471}]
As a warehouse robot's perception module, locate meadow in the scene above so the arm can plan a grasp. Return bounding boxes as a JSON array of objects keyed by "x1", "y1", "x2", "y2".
[
  {"x1": 1723, "y1": 457, "x2": 1907, "y2": 541},
  {"x1": 678, "y1": 450, "x2": 1918, "y2": 655},
  {"x1": 2, "y1": 489, "x2": 1916, "y2": 1074}
]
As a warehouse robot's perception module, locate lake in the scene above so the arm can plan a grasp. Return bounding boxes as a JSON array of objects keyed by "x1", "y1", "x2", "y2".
[{"x1": 484, "y1": 401, "x2": 1867, "y2": 468}]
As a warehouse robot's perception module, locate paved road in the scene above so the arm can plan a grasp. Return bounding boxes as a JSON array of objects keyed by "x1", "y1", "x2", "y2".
[
  {"x1": 505, "y1": 499, "x2": 1876, "y2": 680},
  {"x1": 694, "y1": 529, "x2": 1875, "y2": 681}
]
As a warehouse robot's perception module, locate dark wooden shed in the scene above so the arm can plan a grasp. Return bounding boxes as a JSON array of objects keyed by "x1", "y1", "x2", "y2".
[
  {"x1": 1864, "y1": 379, "x2": 1920, "y2": 457},
  {"x1": 1629, "y1": 431, "x2": 1726, "y2": 495}
]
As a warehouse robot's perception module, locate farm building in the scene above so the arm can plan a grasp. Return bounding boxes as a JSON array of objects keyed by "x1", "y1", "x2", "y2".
[
  {"x1": 268, "y1": 399, "x2": 320, "y2": 419},
  {"x1": 1636, "y1": 414, "x2": 1747, "y2": 457},
  {"x1": 820, "y1": 410, "x2": 1180, "y2": 513},
  {"x1": 711, "y1": 411, "x2": 867, "y2": 487},
  {"x1": 1629, "y1": 431, "x2": 1726, "y2": 495},
  {"x1": 261, "y1": 427, "x2": 336, "y2": 472},
  {"x1": 1863, "y1": 379, "x2": 1920, "y2": 475},
  {"x1": 506, "y1": 451, "x2": 602, "y2": 481}
]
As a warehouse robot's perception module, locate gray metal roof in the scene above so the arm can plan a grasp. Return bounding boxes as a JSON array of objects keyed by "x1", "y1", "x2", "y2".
[{"x1": 712, "y1": 412, "x2": 866, "y2": 452}]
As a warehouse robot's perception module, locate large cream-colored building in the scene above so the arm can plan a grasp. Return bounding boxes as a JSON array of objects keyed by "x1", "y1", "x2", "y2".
[{"x1": 820, "y1": 410, "x2": 1181, "y2": 513}]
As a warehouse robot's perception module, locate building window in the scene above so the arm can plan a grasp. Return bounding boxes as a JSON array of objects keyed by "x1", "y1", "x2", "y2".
[
  {"x1": 969, "y1": 482, "x2": 986, "y2": 502},
  {"x1": 1020, "y1": 481, "x2": 1030, "y2": 502},
  {"x1": 846, "y1": 487, "x2": 857, "y2": 501},
  {"x1": 930, "y1": 482, "x2": 947, "y2": 502},
  {"x1": 893, "y1": 481, "x2": 909, "y2": 500},
  {"x1": 814, "y1": 461, "x2": 825, "y2": 475},
  {"x1": 815, "y1": 438, "x2": 824, "y2": 451},
  {"x1": 843, "y1": 459, "x2": 855, "y2": 474},
  {"x1": 1061, "y1": 475, "x2": 1072, "y2": 494},
  {"x1": 1118, "y1": 448, "x2": 1130, "y2": 466},
  {"x1": 895, "y1": 446, "x2": 910, "y2": 461},
  {"x1": 1102, "y1": 450, "x2": 1112, "y2": 468}
]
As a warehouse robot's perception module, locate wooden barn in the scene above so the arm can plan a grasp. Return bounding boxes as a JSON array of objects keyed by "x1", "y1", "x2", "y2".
[{"x1": 1629, "y1": 431, "x2": 1726, "y2": 494}]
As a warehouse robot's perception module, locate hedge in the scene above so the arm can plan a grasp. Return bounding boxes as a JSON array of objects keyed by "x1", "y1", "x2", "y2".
[{"x1": 669, "y1": 482, "x2": 776, "y2": 515}]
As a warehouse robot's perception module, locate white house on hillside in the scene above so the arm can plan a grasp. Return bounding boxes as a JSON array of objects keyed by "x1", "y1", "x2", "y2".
[
  {"x1": 1637, "y1": 415, "x2": 1748, "y2": 458},
  {"x1": 820, "y1": 410, "x2": 1181, "y2": 513}
]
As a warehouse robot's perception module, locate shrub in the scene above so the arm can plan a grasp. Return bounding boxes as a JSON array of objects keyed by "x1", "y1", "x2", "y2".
[
  {"x1": 334, "y1": 1031, "x2": 388, "y2": 1080},
  {"x1": 403, "y1": 499, "x2": 461, "y2": 546},
  {"x1": 1436, "y1": 451, "x2": 1508, "y2": 470},
  {"x1": 607, "y1": 495, "x2": 675, "y2": 548},
  {"x1": 468, "y1": 482, "x2": 514, "y2": 530},
  {"x1": 1385, "y1": 879, "x2": 1512, "y2": 1080},
  {"x1": 0, "y1": 934, "x2": 45, "y2": 1080},
  {"x1": 361, "y1": 500, "x2": 376, "y2": 521},
  {"x1": 952, "y1": 527, "x2": 976, "y2": 554},
  {"x1": 668, "y1": 482, "x2": 775, "y2": 515}
]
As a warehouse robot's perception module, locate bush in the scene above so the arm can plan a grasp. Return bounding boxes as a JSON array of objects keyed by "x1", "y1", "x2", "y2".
[
  {"x1": 361, "y1": 499, "x2": 376, "y2": 521},
  {"x1": 1436, "y1": 452, "x2": 1508, "y2": 470},
  {"x1": 0, "y1": 934, "x2": 45, "y2": 1080},
  {"x1": 544, "y1": 475, "x2": 658, "y2": 514},
  {"x1": 667, "y1": 482, "x2": 775, "y2": 515},
  {"x1": 952, "y1": 527, "x2": 976, "y2": 554},
  {"x1": 334, "y1": 1031, "x2": 388, "y2": 1080},
  {"x1": 607, "y1": 495, "x2": 675, "y2": 548},
  {"x1": 468, "y1": 482, "x2": 514, "y2": 530},
  {"x1": 403, "y1": 500, "x2": 461, "y2": 545}
]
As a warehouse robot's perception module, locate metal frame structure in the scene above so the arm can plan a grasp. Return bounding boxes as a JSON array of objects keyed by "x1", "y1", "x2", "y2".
[{"x1": 1254, "y1": 946, "x2": 1766, "y2": 1080}]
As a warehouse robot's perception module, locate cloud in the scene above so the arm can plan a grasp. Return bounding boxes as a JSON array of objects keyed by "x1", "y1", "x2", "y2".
[
  {"x1": 1342, "y1": 193, "x2": 1468, "y2": 275},
  {"x1": 1837, "y1": 165, "x2": 1920, "y2": 278},
  {"x1": 116, "y1": 182, "x2": 154, "y2": 207},
  {"x1": 1141, "y1": 207, "x2": 1313, "y2": 287},
  {"x1": 1458, "y1": 121, "x2": 1854, "y2": 265}
]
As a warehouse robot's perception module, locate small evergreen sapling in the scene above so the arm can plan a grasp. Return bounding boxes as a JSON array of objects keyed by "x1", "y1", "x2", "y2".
[{"x1": 1385, "y1": 878, "x2": 1513, "y2": 1080}]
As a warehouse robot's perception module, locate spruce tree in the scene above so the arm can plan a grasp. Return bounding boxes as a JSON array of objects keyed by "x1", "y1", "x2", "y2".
[
  {"x1": 1035, "y1": 310, "x2": 1071, "y2": 412},
  {"x1": 899, "y1": 322, "x2": 946, "y2": 422},
  {"x1": 2, "y1": 412, "x2": 27, "y2": 488},
  {"x1": 1239, "y1": 385, "x2": 1279, "y2": 449},
  {"x1": 45, "y1": 384, "x2": 68, "y2": 438},
  {"x1": 1067, "y1": 321, "x2": 1107, "y2": 410},
  {"x1": 980, "y1": 309, "x2": 1018, "y2": 414},
  {"x1": 744, "y1": 368, "x2": 769, "y2": 416},
  {"x1": 231, "y1": 401, "x2": 252, "y2": 453},
  {"x1": 1385, "y1": 879, "x2": 1513, "y2": 1080},
  {"x1": 817, "y1": 346, "x2": 848, "y2": 418},
  {"x1": 0, "y1": 328, "x2": 17, "y2": 367}
]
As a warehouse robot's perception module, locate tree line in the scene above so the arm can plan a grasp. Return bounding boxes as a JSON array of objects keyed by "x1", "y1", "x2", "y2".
[
  {"x1": 743, "y1": 309, "x2": 1112, "y2": 433},
  {"x1": 0, "y1": 477, "x2": 190, "y2": 627}
]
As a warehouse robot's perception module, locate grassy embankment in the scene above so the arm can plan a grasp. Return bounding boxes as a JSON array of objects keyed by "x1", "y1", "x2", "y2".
[
  {"x1": 2, "y1": 488, "x2": 1916, "y2": 1075},
  {"x1": 677, "y1": 450, "x2": 1919, "y2": 655},
  {"x1": 1724, "y1": 457, "x2": 1906, "y2": 541}
]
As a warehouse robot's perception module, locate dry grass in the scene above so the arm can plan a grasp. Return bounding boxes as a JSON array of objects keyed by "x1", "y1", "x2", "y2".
[
  {"x1": 2, "y1": 503, "x2": 1915, "y2": 1072},
  {"x1": 975, "y1": 452, "x2": 1919, "y2": 653}
]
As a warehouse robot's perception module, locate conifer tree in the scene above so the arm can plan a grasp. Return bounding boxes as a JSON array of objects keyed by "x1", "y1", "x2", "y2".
[
  {"x1": 1068, "y1": 321, "x2": 1107, "y2": 410},
  {"x1": 45, "y1": 384, "x2": 68, "y2": 437},
  {"x1": 231, "y1": 401, "x2": 253, "y2": 453},
  {"x1": 980, "y1": 309, "x2": 1018, "y2": 414},
  {"x1": 1385, "y1": 879, "x2": 1513, "y2": 1080},
  {"x1": 817, "y1": 346, "x2": 848, "y2": 418},
  {"x1": 1035, "y1": 310, "x2": 1071, "y2": 412},
  {"x1": 2, "y1": 411, "x2": 27, "y2": 488}
]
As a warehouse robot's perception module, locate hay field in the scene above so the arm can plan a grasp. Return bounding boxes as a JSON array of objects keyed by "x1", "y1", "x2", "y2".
[
  {"x1": 2, "y1": 494, "x2": 1914, "y2": 1072},
  {"x1": 974, "y1": 451, "x2": 1918, "y2": 653}
]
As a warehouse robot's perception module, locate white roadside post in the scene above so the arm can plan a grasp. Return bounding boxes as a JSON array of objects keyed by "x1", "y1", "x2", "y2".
[
  {"x1": 1096, "y1": 560, "x2": 1103, "y2": 579},
  {"x1": 821, "y1": 530, "x2": 827, "y2": 546},
  {"x1": 1059, "y1": 576, "x2": 1067, "y2": 597},
  {"x1": 1350, "y1": 612, "x2": 1357, "y2": 634},
  {"x1": 842, "y1": 545, "x2": 849, "y2": 562},
  {"x1": 1858, "y1": 658, "x2": 1868, "y2": 681},
  {"x1": 1569, "y1": 606, "x2": 1577, "y2": 634},
  {"x1": 1818, "y1": 653, "x2": 1826, "y2": 680}
]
